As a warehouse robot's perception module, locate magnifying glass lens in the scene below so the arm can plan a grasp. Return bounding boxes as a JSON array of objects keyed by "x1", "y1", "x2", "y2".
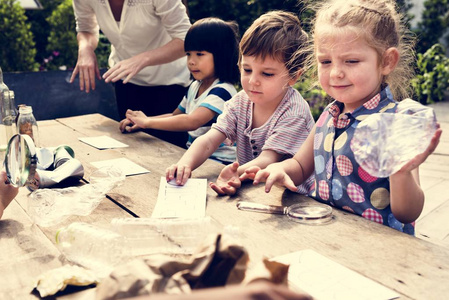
[{"x1": 4, "y1": 134, "x2": 37, "y2": 187}]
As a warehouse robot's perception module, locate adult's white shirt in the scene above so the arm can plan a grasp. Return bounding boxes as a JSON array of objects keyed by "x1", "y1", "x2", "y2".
[{"x1": 73, "y1": 0, "x2": 191, "y2": 87}]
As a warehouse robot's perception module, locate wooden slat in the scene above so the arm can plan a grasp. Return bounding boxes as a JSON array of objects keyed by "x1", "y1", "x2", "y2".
[
  {"x1": 416, "y1": 119, "x2": 449, "y2": 245},
  {"x1": 433, "y1": 122, "x2": 449, "y2": 156},
  {"x1": 17, "y1": 119, "x2": 136, "y2": 241},
  {"x1": 0, "y1": 200, "x2": 63, "y2": 299},
  {"x1": 0, "y1": 119, "x2": 139, "y2": 299},
  {"x1": 52, "y1": 114, "x2": 224, "y2": 217}
]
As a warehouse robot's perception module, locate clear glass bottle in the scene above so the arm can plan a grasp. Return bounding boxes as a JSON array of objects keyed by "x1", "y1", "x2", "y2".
[
  {"x1": 15, "y1": 104, "x2": 27, "y2": 126},
  {"x1": 0, "y1": 67, "x2": 10, "y2": 152},
  {"x1": 16, "y1": 105, "x2": 39, "y2": 147},
  {"x1": 3, "y1": 91, "x2": 17, "y2": 144},
  {"x1": 56, "y1": 222, "x2": 127, "y2": 276}
]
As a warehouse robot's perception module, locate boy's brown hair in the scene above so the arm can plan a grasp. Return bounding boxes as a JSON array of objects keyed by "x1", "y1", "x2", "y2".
[{"x1": 239, "y1": 11, "x2": 309, "y2": 78}]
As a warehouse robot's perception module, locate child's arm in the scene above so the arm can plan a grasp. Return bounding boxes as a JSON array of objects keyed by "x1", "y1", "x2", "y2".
[
  {"x1": 211, "y1": 126, "x2": 317, "y2": 196},
  {"x1": 210, "y1": 149, "x2": 284, "y2": 196},
  {"x1": 120, "y1": 107, "x2": 215, "y2": 133},
  {"x1": 119, "y1": 110, "x2": 177, "y2": 132},
  {"x1": 0, "y1": 171, "x2": 19, "y2": 219},
  {"x1": 389, "y1": 127, "x2": 442, "y2": 223},
  {"x1": 248, "y1": 126, "x2": 316, "y2": 193},
  {"x1": 166, "y1": 129, "x2": 226, "y2": 185}
]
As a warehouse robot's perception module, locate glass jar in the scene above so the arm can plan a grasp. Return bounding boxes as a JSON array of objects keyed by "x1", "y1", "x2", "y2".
[{"x1": 16, "y1": 105, "x2": 39, "y2": 147}]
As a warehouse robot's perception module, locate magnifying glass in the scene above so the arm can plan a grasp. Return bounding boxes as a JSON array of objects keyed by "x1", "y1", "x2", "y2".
[
  {"x1": 4, "y1": 134, "x2": 38, "y2": 187},
  {"x1": 236, "y1": 201, "x2": 333, "y2": 225}
]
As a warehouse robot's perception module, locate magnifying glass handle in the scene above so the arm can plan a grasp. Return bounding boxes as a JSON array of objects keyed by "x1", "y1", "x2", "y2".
[{"x1": 236, "y1": 201, "x2": 287, "y2": 215}]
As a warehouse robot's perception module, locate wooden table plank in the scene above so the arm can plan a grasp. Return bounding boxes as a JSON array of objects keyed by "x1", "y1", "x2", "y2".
[
  {"x1": 0, "y1": 199, "x2": 63, "y2": 299},
  {"x1": 21, "y1": 119, "x2": 136, "y2": 240},
  {"x1": 431, "y1": 121, "x2": 449, "y2": 156},
  {"x1": 50, "y1": 114, "x2": 449, "y2": 300},
  {"x1": 0, "y1": 118, "x2": 139, "y2": 299},
  {"x1": 52, "y1": 114, "x2": 224, "y2": 217}
]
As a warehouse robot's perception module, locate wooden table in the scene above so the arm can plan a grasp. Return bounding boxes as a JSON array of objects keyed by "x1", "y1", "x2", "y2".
[{"x1": 1, "y1": 113, "x2": 448, "y2": 299}]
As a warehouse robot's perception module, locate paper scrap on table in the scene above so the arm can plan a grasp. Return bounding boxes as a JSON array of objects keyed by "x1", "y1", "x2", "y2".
[
  {"x1": 152, "y1": 177, "x2": 207, "y2": 219},
  {"x1": 272, "y1": 249, "x2": 399, "y2": 300},
  {"x1": 79, "y1": 135, "x2": 129, "y2": 150},
  {"x1": 91, "y1": 158, "x2": 149, "y2": 176}
]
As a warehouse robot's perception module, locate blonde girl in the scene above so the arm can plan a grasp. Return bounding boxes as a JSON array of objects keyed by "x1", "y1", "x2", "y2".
[{"x1": 247, "y1": 0, "x2": 442, "y2": 235}]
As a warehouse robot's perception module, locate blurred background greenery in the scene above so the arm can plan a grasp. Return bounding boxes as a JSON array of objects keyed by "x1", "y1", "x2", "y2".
[{"x1": 1, "y1": 0, "x2": 448, "y2": 118}]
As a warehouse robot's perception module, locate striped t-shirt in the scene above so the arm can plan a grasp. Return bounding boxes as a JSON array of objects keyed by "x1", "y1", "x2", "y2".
[
  {"x1": 178, "y1": 79, "x2": 237, "y2": 140},
  {"x1": 212, "y1": 87, "x2": 315, "y2": 193},
  {"x1": 178, "y1": 79, "x2": 237, "y2": 162}
]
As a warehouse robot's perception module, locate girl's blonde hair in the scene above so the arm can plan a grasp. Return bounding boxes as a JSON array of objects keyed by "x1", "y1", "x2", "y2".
[
  {"x1": 239, "y1": 11, "x2": 309, "y2": 78},
  {"x1": 307, "y1": 0, "x2": 416, "y2": 100}
]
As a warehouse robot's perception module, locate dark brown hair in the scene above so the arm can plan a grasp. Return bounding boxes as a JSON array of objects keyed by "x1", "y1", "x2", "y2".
[{"x1": 239, "y1": 11, "x2": 309, "y2": 78}]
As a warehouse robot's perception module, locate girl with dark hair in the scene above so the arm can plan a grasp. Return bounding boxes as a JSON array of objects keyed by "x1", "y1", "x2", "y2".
[{"x1": 120, "y1": 18, "x2": 239, "y2": 162}]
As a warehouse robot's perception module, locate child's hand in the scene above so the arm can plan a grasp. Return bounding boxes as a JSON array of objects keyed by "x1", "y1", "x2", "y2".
[
  {"x1": 210, "y1": 162, "x2": 241, "y2": 196},
  {"x1": 119, "y1": 118, "x2": 136, "y2": 133},
  {"x1": 165, "y1": 163, "x2": 192, "y2": 186},
  {"x1": 122, "y1": 109, "x2": 148, "y2": 132},
  {"x1": 0, "y1": 171, "x2": 19, "y2": 219},
  {"x1": 239, "y1": 166, "x2": 261, "y2": 181},
  {"x1": 253, "y1": 163, "x2": 297, "y2": 193},
  {"x1": 396, "y1": 126, "x2": 442, "y2": 174}
]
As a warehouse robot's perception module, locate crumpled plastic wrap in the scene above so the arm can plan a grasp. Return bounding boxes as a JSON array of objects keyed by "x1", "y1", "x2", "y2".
[
  {"x1": 33, "y1": 233, "x2": 290, "y2": 299},
  {"x1": 95, "y1": 233, "x2": 290, "y2": 300},
  {"x1": 351, "y1": 99, "x2": 438, "y2": 178},
  {"x1": 27, "y1": 145, "x2": 84, "y2": 191},
  {"x1": 27, "y1": 166, "x2": 125, "y2": 227},
  {"x1": 34, "y1": 265, "x2": 99, "y2": 297}
]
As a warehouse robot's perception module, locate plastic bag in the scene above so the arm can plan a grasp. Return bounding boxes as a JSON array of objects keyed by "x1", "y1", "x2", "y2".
[
  {"x1": 351, "y1": 99, "x2": 437, "y2": 177},
  {"x1": 27, "y1": 166, "x2": 125, "y2": 227}
]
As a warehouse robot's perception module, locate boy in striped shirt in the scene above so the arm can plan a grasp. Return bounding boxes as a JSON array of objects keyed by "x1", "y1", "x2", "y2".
[{"x1": 166, "y1": 11, "x2": 314, "y2": 195}]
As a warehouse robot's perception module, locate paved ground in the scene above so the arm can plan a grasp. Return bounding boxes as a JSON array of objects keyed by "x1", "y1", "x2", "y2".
[{"x1": 416, "y1": 100, "x2": 449, "y2": 247}]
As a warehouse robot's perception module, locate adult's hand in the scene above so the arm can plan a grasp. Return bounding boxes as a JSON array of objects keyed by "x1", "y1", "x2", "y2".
[
  {"x1": 70, "y1": 44, "x2": 101, "y2": 93},
  {"x1": 103, "y1": 53, "x2": 147, "y2": 84}
]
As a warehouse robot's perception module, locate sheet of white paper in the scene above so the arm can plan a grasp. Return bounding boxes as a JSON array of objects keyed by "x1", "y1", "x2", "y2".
[
  {"x1": 152, "y1": 177, "x2": 207, "y2": 219},
  {"x1": 79, "y1": 136, "x2": 129, "y2": 149},
  {"x1": 91, "y1": 158, "x2": 149, "y2": 176},
  {"x1": 273, "y1": 249, "x2": 399, "y2": 300}
]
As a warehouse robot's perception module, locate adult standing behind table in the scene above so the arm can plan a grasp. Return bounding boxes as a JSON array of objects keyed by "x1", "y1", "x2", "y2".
[{"x1": 70, "y1": 0, "x2": 191, "y2": 148}]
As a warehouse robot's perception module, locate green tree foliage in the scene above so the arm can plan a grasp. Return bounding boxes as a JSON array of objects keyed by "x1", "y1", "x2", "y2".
[
  {"x1": 187, "y1": 0, "x2": 314, "y2": 39},
  {"x1": 414, "y1": 0, "x2": 449, "y2": 54},
  {"x1": 411, "y1": 44, "x2": 449, "y2": 104},
  {"x1": 0, "y1": 0, "x2": 38, "y2": 71},
  {"x1": 25, "y1": 0, "x2": 65, "y2": 65},
  {"x1": 45, "y1": 0, "x2": 78, "y2": 70},
  {"x1": 45, "y1": 0, "x2": 109, "y2": 70},
  {"x1": 395, "y1": 0, "x2": 414, "y2": 29}
]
